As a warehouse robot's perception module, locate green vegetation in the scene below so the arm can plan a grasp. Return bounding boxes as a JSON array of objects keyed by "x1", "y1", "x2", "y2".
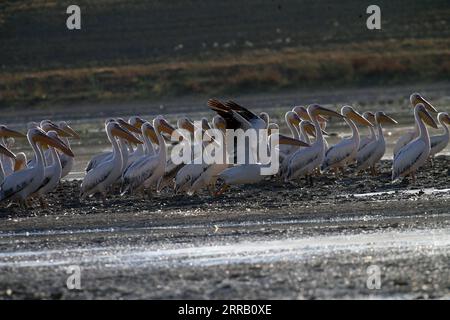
[{"x1": 1, "y1": 0, "x2": 449, "y2": 108}]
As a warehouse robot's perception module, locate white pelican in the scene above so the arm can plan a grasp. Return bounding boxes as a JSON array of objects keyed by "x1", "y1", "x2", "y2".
[
  {"x1": 85, "y1": 118, "x2": 142, "y2": 172},
  {"x1": 31, "y1": 130, "x2": 74, "y2": 208},
  {"x1": 392, "y1": 103, "x2": 438, "y2": 183},
  {"x1": 215, "y1": 134, "x2": 310, "y2": 194},
  {"x1": 57, "y1": 121, "x2": 80, "y2": 178},
  {"x1": 0, "y1": 145, "x2": 16, "y2": 185},
  {"x1": 0, "y1": 126, "x2": 26, "y2": 176},
  {"x1": 293, "y1": 105, "x2": 329, "y2": 151},
  {"x1": 321, "y1": 106, "x2": 373, "y2": 172},
  {"x1": 358, "y1": 112, "x2": 376, "y2": 152},
  {"x1": 284, "y1": 104, "x2": 344, "y2": 184},
  {"x1": 356, "y1": 112, "x2": 398, "y2": 175},
  {"x1": 393, "y1": 93, "x2": 438, "y2": 156},
  {"x1": 121, "y1": 118, "x2": 174, "y2": 195},
  {"x1": 429, "y1": 112, "x2": 450, "y2": 159},
  {"x1": 80, "y1": 121, "x2": 142, "y2": 200},
  {"x1": 0, "y1": 128, "x2": 73, "y2": 208},
  {"x1": 278, "y1": 111, "x2": 302, "y2": 162},
  {"x1": 186, "y1": 115, "x2": 229, "y2": 196}
]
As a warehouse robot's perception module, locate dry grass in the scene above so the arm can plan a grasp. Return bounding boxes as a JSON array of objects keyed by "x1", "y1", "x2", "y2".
[{"x1": 1, "y1": 38, "x2": 449, "y2": 107}]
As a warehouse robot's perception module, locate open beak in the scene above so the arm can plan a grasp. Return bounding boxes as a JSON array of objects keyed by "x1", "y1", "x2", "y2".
[
  {"x1": 34, "y1": 131, "x2": 74, "y2": 157},
  {"x1": 419, "y1": 108, "x2": 439, "y2": 129},
  {"x1": 0, "y1": 127, "x2": 26, "y2": 138},
  {"x1": 278, "y1": 134, "x2": 310, "y2": 147},
  {"x1": 378, "y1": 113, "x2": 398, "y2": 125},
  {"x1": 412, "y1": 95, "x2": 438, "y2": 113},
  {"x1": 62, "y1": 124, "x2": 81, "y2": 139},
  {"x1": 348, "y1": 110, "x2": 373, "y2": 126},
  {"x1": 112, "y1": 125, "x2": 143, "y2": 144},
  {"x1": 0, "y1": 144, "x2": 16, "y2": 159},
  {"x1": 117, "y1": 119, "x2": 142, "y2": 134}
]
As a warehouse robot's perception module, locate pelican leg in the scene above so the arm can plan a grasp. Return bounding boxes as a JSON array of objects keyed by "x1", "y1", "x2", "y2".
[
  {"x1": 370, "y1": 166, "x2": 376, "y2": 176},
  {"x1": 430, "y1": 157, "x2": 434, "y2": 167},
  {"x1": 307, "y1": 174, "x2": 314, "y2": 187}
]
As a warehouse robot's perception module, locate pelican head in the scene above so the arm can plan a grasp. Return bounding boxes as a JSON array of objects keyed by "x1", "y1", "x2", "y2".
[
  {"x1": 116, "y1": 118, "x2": 142, "y2": 134},
  {"x1": 375, "y1": 112, "x2": 398, "y2": 125},
  {"x1": 177, "y1": 117, "x2": 195, "y2": 134},
  {"x1": 129, "y1": 116, "x2": 146, "y2": 130},
  {"x1": 300, "y1": 120, "x2": 317, "y2": 138},
  {"x1": 142, "y1": 122, "x2": 159, "y2": 145},
  {"x1": 410, "y1": 93, "x2": 437, "y2": 113},
  {"x1": 30, "y1": 128, "x2": 74, "y2": 157},
  {"x1": 416, "y1": 104, "x2": 438, "y2": 129},
  {"x1": 267, "y1": 123, "x2": 279, "y2": 135},
  {"x1": 286, "y1": 111, "x2": 301, "y2": 127},
  {"x1": 437, "y1": 112, "x2": 450, "y2": 125},
  {"x1": 58, "y1": 121, "x2": 80, "y2": 139},
  {"x1": 0, "y1": 125, "x2": 26, "y2": 138},
  {"x1": 154, "y1": 116, "x2": 176, "y2": 135},
  {"x1": 293, "y1": 106, "x2": 309, "y2": 120},
  {"x1": 41, "y1": 121, "x2": 71, "y2": 137},
  {"x1": 201, "y1": 117, "x2": 211, "y2": 131},
  {"x1": 260, "y1": 112, "x2": 270, "y2": 126},
  {"x1": 212, "y1": 115, "x2": 227, "y2": 132},
  {"x1": 110, "y1": 122, "x2": 143, "y2": 144},
  {"x1": 341, "y1": 106, "x2": 373, "y2": 126},
  {"x1": 363, "y1": 111, "x2": 375, "y2": 124}
]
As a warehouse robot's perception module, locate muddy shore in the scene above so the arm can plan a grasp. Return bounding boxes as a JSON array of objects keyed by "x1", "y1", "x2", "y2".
[{"x1": 0, "y1": 157, "x2": 449, "y2": 299}]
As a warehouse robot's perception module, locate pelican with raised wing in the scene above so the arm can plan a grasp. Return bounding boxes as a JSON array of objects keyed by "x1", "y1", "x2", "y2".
[
  {"x1": 321, "y1": 106, "x2": 373, "y2": 173},
  {"x1": 0, "y1": 128, "x2": 73, "y2": 208},
  {"x1": 392, "y1": 104, "x2": 439, "y2": 183},
  {"x1": 80, "y1": 121, "x2": 142, "y2": 200},
  {"x1": 393, "y1": 93, "x2": 438, "y2": 157},
  {"x1": 356, "y1": 112, "x2": 398, "y2": 175}
]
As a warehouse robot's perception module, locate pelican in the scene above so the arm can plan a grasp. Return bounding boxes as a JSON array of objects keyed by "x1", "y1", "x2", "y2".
[
  {"x1": 0, "y1": 128, "x2": 73, "y2": 208},
  {"x1": 57, "y1": 121, "x2": 80, "y2": 178},
  {"x1": 321, "y1": 106, "x2": 373, "y2": 173},
  {"x1": 14, "y1": 152, "x2": 27, "y2": 172},
  {"x1": 85, "y1": 118, "x2": 142, "y2": 172},
  {"x1": 429, "y1": 112, "x2": 450, "y2": 159},
  {"x1": 358, "y1": 112, "x2": 376, "y2": 152},
  {"x1": 356, "y1": 112, "x2": 398, "y2": 175},
  {"x1": 215, "y1": 134, "x2": 310, "y2": 194},
  {"x1": 293, "y1": 105, "x2": 329, "y2": 151},
  {"x1": 186, "y1": 115, "x2": 229, "y2": 196},
  {"x1": 284, "y1": 104, "x2": 344, "y2": 184},
  {"x1": 278, "y1": 111, "x2": 302, "y2": 162},
  {"x1": 393, "y1": 93, "x2": 438, "y2": 156},
  {"x1": 0, "y1": 126, "x2": 26, "y2": 177},
  {"x1": 121, "y1": 118, "x2": 174, "y2": 195},
  {"x1": 31, "y1": 130, "x2": 75, "y2": 208},
  {"x1": 80, "y1": 121, "x2": 142, "y2": 200},
  {"x1": 0, "y1": 145, "x2": 16, "y2": 185},
  {"x1": 392, "y1": 103, "x2": 438, "y2": 182}
]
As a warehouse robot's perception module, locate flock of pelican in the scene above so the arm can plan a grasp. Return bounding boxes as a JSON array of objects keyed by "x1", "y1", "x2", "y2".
[{"x1": 0, "y1": 93, "x2": 448, "y2": 208}]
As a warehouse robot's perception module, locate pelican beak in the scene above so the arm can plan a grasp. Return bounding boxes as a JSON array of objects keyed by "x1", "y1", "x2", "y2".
[
  {"x1": 159, "y1": 119, "x2": 176, "y2": 135},
  {"x1": 291, "y1": 113, "x2": 301, "y2": 126},
  {"x1": 144, "y1": 125, "x2": 159, "y2": 145},
  {"x1": 0, "y1": 127, "x2": 26, "y2": 138},
  {"x1": 34, "y1": 131, "x2": 74, "y2": 157},
  {"x1": 278, "y1": 134, "x2": 310, "y2": 147},
  {"x1": 133, "y1": 117, "x2": 146, "y2": 130},
  {"x1": 62, "y1": 124, "x2": 81, "y2": 139},
  {"x1": 294, "y1": 107, "x2": 311, "y2": 121},
  {"x1": 443, "y1": 114, "x2": 450, "y2": 125},
  {"x1": 313, "y1": 105, "x2": 345, "y2": 119},
  {"x1": 45, "y1": 123, "x2": 72, "y2": 137},
  {"x1": 112, "y1": 125, "x2": 143, "y2": 144},
  {"x1": 419, "y1": 107, "x2": 439, "y2": 129},
  {"x1": 412, "y1": 95, "x2": 438, "y2": 113},
  {"x1": 0, "y1": 144, "x2": 16, "y2": 159},
  {"x1": 348, "y1": 110, "x2": 373, "y2": 126},
  {"x1": 305, "y1": 123, "x2": 317, "y2": 137},
  {"x1": 117, "y1": 119, "x2": 142, "y2": 134},
  {"x1": 378, "y1": 113, "x2": 398, "y2": 125}
]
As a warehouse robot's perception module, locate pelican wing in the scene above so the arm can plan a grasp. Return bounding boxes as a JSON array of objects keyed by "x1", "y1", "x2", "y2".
[
  {"x1": 0, "y1": 168, "x2": 35, "y2": 201},
  {"x1": 393, "y1": 139, "x2": 427, "y2": 178},
  {"x1": 225, "y1": 101, "x2": 265, "y2": 129},
  {"x1": 81, "y1": 160, "x2": 113, "y2": 195},
  {"x1": 322, "y1": 139, "x2": 354, "y2": 169},
  {"x1": 288, "y1": 146, "x2": 321, "y2": 175},
  {"x1": 122, "y1": 155, "x2": 159, "y2": 191},
  {"x1": 356, "y1": 139, "x2": 378, "y2": 165},
  {"x1": 85, "y1": 151, "x2": 112, "y2": 172}
]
